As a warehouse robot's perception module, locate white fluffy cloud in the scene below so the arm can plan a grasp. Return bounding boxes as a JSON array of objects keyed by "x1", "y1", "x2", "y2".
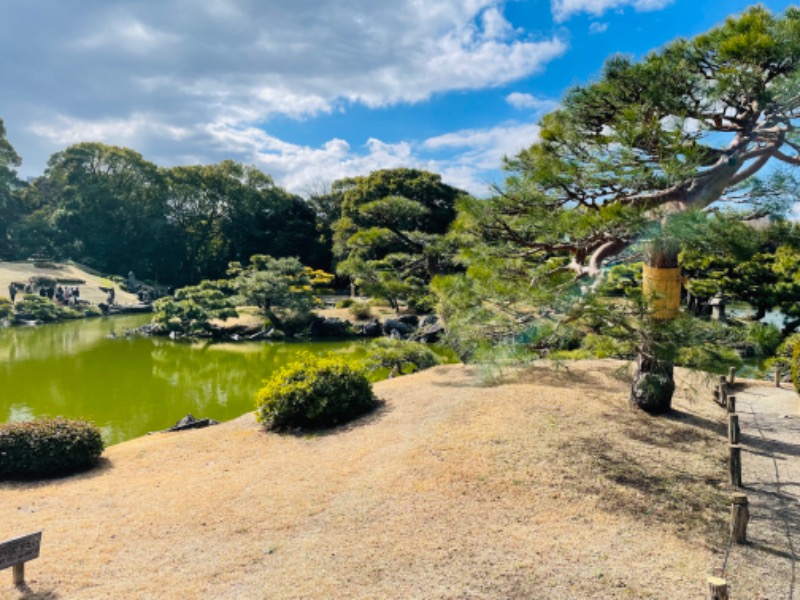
[
  {"x1": 183, "y1": 120, "x2": 542, "y2": 197},
  {"x1": 505, "y1": 93, "x2": 558, "y2": 113},
  {"x1": 551, "y1": 0, "x2": 673, "y2": 22},
  {"x1": 2, "y1": 0, "x2": 565, "y2": 192}
]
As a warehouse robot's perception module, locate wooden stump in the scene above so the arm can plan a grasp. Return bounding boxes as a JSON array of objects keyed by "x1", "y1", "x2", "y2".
[
  {"x1": 728, "y1": 366, "x2": 736, "y2": 386},
  {"x1": 729, "y1": 444, "x2": 742, "y2": 488},
  {"x1": 728, "y1": 414, "x2": 740, "y2": 445},
  {"x1": 726, "y1": 395, "x2": 736, "y2": 414},
  {"x1": 12, "y1": 563, "x2": 24, "y2": 586},
  {"x1": 775, "y1": 369, "x2": 781, "y2": 387},
  {"x1": 731, "y1": 493, "x2": 749, "y2": 544},
  {"x1": 707, "y1": 576, "x2": 729, "y2": 599}
]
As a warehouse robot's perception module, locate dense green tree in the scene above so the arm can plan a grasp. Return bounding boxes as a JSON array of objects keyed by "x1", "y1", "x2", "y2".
[
  {"x1": 152, "y1": 280, "x2": 238, "y2": 334},
  {"x1": 680, "y1": 217, "x2": 800, "y2": 331},
  {"x1": 33, "y1": 143, "x2": 171, "y2": 279},
  {"x1": 163, "y1": 161, "x2": 324, "y2": 284},
  {"x1": 332, "y1": 168, "x2": 465, "y2": 310},
  {"x1": 0, "y1": 119, "x2": 24, "y2": 258},
  {"x1": 440, "y1": 6, "x2": 800, "y2": 412},
  {"x1": 228, "y1": 255, "x2": 333, "y2": 331}
]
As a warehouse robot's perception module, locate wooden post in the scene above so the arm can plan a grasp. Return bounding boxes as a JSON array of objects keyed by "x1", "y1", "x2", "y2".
[
  {"x1": 707, "y1": 576, "x2": 729, "y2": 599},
  {"x1": 775, "y1": 368, "x2": 781, "y2": 387},
  {"x1": 0, "y1": 531, "x2": 41, "y2": 587},
  {"x1": 726, "y1": 395, "x2": 736, "y2": 414},
  {"x1": 728, "y1": 414, "x2": 740, "y2": 445},
  {"x1": 729, "y1": 444, "x2": 742, "y2": 488},
  {"x1": 728, "y1": 366, "x2": 736, "y2": 386},
  {"x1": 731, "y1": 493, "x2": 749, "y2": 544}
]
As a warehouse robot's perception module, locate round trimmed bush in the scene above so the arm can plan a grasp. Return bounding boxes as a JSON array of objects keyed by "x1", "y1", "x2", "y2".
[
  {"x1": 0, "y1": 418, "x2": 105, "y2": 478},
  {"x1": 348, "y1": 301, "x2": 373, "y2": 320},
  {"x1": 256, "y1": 354, "x2": 377, "y2": 431}
]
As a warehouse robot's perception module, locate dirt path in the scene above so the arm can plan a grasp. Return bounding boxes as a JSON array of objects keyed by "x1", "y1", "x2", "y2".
[{"x1": 718, "y1": 382, "x2": 800, "y2": 599}]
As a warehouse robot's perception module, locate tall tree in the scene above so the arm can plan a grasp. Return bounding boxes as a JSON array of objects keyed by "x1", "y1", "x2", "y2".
[
  {"x1": 36, "y1": 143, "x2": 171, "y2": 279},
  {"x1": 164, "y1": 161, "x2": 323, "y2": 285},
  {"x1": 332, "y1": 168, "x2": 465, "y2": 310},
  {"x1": 0, "y1": 119, "x2": 24, "y2": 258},
  {"x1": 442, "y1": 6, "x2": 800, "y2": 412}
]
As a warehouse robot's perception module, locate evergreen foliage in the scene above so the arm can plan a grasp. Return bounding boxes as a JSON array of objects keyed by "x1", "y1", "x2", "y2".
[
  {"x1": 256, "y1": 353, "x2": 376, "y2": 431},
  {"x1": 333, "y1": 168, "x2": 465, "y2": 310},
  {"x1": 0, "y1": 417, "x2": 105, "y2": 478},
  {"x1": 362, "y1": 338, "x2": 441, "y2": 375}
]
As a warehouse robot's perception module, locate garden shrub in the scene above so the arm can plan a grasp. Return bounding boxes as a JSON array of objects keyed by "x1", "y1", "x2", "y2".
[
  {"x1": 335, "y1": 298, "x2": 355, "y2": 309},
  {"x1": 0, "y1": 298, "x2": 12, "y2": 320},
  {"x1": 363, "y1": 338, "x2": 441, "y2": 375},
  {"x1": 348, "y1": 301, "x2": 373, "y2": 320},
  {"x1": 766, "y1": 333, "x2": 800, "y2": 384},
  {"x1": 793, "y1": 342, "x2": 800, "y2": 394},
  {"x1": 744, "y1": 322, "x2": 783, "y2": 358},
  {"x1": 256, "y1": 354, "x2": 376, "y2": 430},
  {"x1": 15, "y1": 294, "x2": 64, "y2": 322},
  {"x1": 0, "y1": 418, "x2": 105, "y2": 478}
]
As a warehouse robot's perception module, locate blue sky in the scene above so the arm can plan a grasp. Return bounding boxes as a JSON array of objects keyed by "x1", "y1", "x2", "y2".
[{"x1": 1, "y1": 0, "x2": 796, "y2": 196}]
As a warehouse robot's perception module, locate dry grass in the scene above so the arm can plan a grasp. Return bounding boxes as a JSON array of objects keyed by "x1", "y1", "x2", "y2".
[
  {"x1": 0, "y1": 361, "x2": 731, "y2": 599},
  {"x1": 0, "y1": 262, "x2": 138, "y2": 307}
]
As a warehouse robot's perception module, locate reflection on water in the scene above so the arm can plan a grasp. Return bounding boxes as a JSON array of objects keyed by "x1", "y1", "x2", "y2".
[{"x1": 0, "y1": 315, "x2": 371, "y2": 444}]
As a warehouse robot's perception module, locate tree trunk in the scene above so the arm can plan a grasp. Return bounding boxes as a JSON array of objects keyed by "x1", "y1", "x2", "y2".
[
  {"x1": 630, "y1": 338, "x2": 675, "y2": 413},
  {"x1": 631, "y1": 241, "x2": 679, "y2": 413}
]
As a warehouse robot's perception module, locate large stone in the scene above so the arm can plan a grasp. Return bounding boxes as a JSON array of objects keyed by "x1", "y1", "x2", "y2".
[
  {"x1": 397, "y1": 314, "x2": 419, "y2": 328},
  {"x1": 309, "y1": 316, "x2": 352, "y2": 338},
  {"x1": 383, "y1": 319, "x2": 414, "y2": 338},
  {"x1": 414, "y1": 322, "x2": 445, "y2": 343},
  {"x1": 362, "y1": 319, "x2": 382, "y2": 337}
]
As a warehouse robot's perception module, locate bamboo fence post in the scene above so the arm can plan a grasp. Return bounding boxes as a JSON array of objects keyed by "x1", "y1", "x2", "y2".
[
  {"x1": 726, "y1": 395, "x2": 736, "y2": 414},
  {"x1": 728, "y1": 366, "x2": 736, "y2": 386},
  {"x1": 729, "y1": 444, "x2": 742, "y2": 488},
  {"x1": 707, "y1": 576, "x2": 729, "y2": 599},
  {"x1": 731, "y1": 493, "x2": 749, "y2": 544},
  {"x1": 728, "y1": 414, "x2": 740, "y2": 445},
  {"x1": 775, "y1": 369, "x2": 781, "y2": 387}
]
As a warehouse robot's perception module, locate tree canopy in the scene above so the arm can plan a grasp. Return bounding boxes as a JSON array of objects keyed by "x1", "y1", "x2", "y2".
[
  {"x1": 333, "y1": 168, "x2": 466, "y2": 310},
  {"x1": 0, "y1": 119, "x2": 24, "y2": 258},
  {"x1": 465, "y1": 5, "x2": 800, "y2": 282}
]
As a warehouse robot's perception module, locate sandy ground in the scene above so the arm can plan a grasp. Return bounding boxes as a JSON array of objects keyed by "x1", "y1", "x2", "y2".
[
  {"x1": 0, "y1": 361, "x2": 739, "y2": 600},
  {"x1": 0, "y1": 262, "x2": 138, "y2": 307}
]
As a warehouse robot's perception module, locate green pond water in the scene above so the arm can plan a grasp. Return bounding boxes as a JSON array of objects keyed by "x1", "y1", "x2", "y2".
[{"x1": 0, "y1": 314, "x2": 377, "y2": 445}]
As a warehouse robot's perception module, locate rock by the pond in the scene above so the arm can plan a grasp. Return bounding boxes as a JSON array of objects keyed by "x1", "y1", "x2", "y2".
[
  {"x1": 421, "y1": 314, "x2": 438, "y2": 327},
  {"x1": 414, "y1": 321, "x2": 445, "y2": 343},
  {"x1": 165, "y1": 414, "x2": 221, "y2": 432},
  {"x1": 309, "y1": 316, "x2": 352, "y2": 338},
  {"x1": 383, "y1": 319, "x2": 415, "y2": 338},
  {"x1": 397, "y1": 314, "x2": 419, "y2": 327},
  {"x1": 361, "y1": 319, "x2": 382, "y2": 337}
]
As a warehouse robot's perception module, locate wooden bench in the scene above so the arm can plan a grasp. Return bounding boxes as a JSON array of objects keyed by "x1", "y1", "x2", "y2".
[{"x1": 0, "y1": 532, "x2": 41, "y2": 586}]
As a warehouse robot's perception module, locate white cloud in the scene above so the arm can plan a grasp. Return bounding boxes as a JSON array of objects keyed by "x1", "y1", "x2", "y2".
[
  {"x1": 187, "y1": 120, "x2": 542, "y2": 197},
  {"x1": 29, "y1": 114, "x2": 191, "y2": 148},
  {"x1": 505, "y1": 93, "x2": 558, "y2": 113},
  {"x1": 589, "y1": 22, "x2": 610, "y2": 33},
  {"x1": 551, "y1": 0, "x2": 673, "y2": 22},
  {"x1": 3, "y1": 0, "x2": 567, "y2": 190}
]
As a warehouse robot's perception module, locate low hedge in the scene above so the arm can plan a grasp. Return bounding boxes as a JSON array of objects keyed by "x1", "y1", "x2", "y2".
[
  {"x1": 256, "y1": 354, "x2": 376, "y2": 431},
  {"x1": 0, "y1": 418, "x2": 105, "y2": 478}
]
